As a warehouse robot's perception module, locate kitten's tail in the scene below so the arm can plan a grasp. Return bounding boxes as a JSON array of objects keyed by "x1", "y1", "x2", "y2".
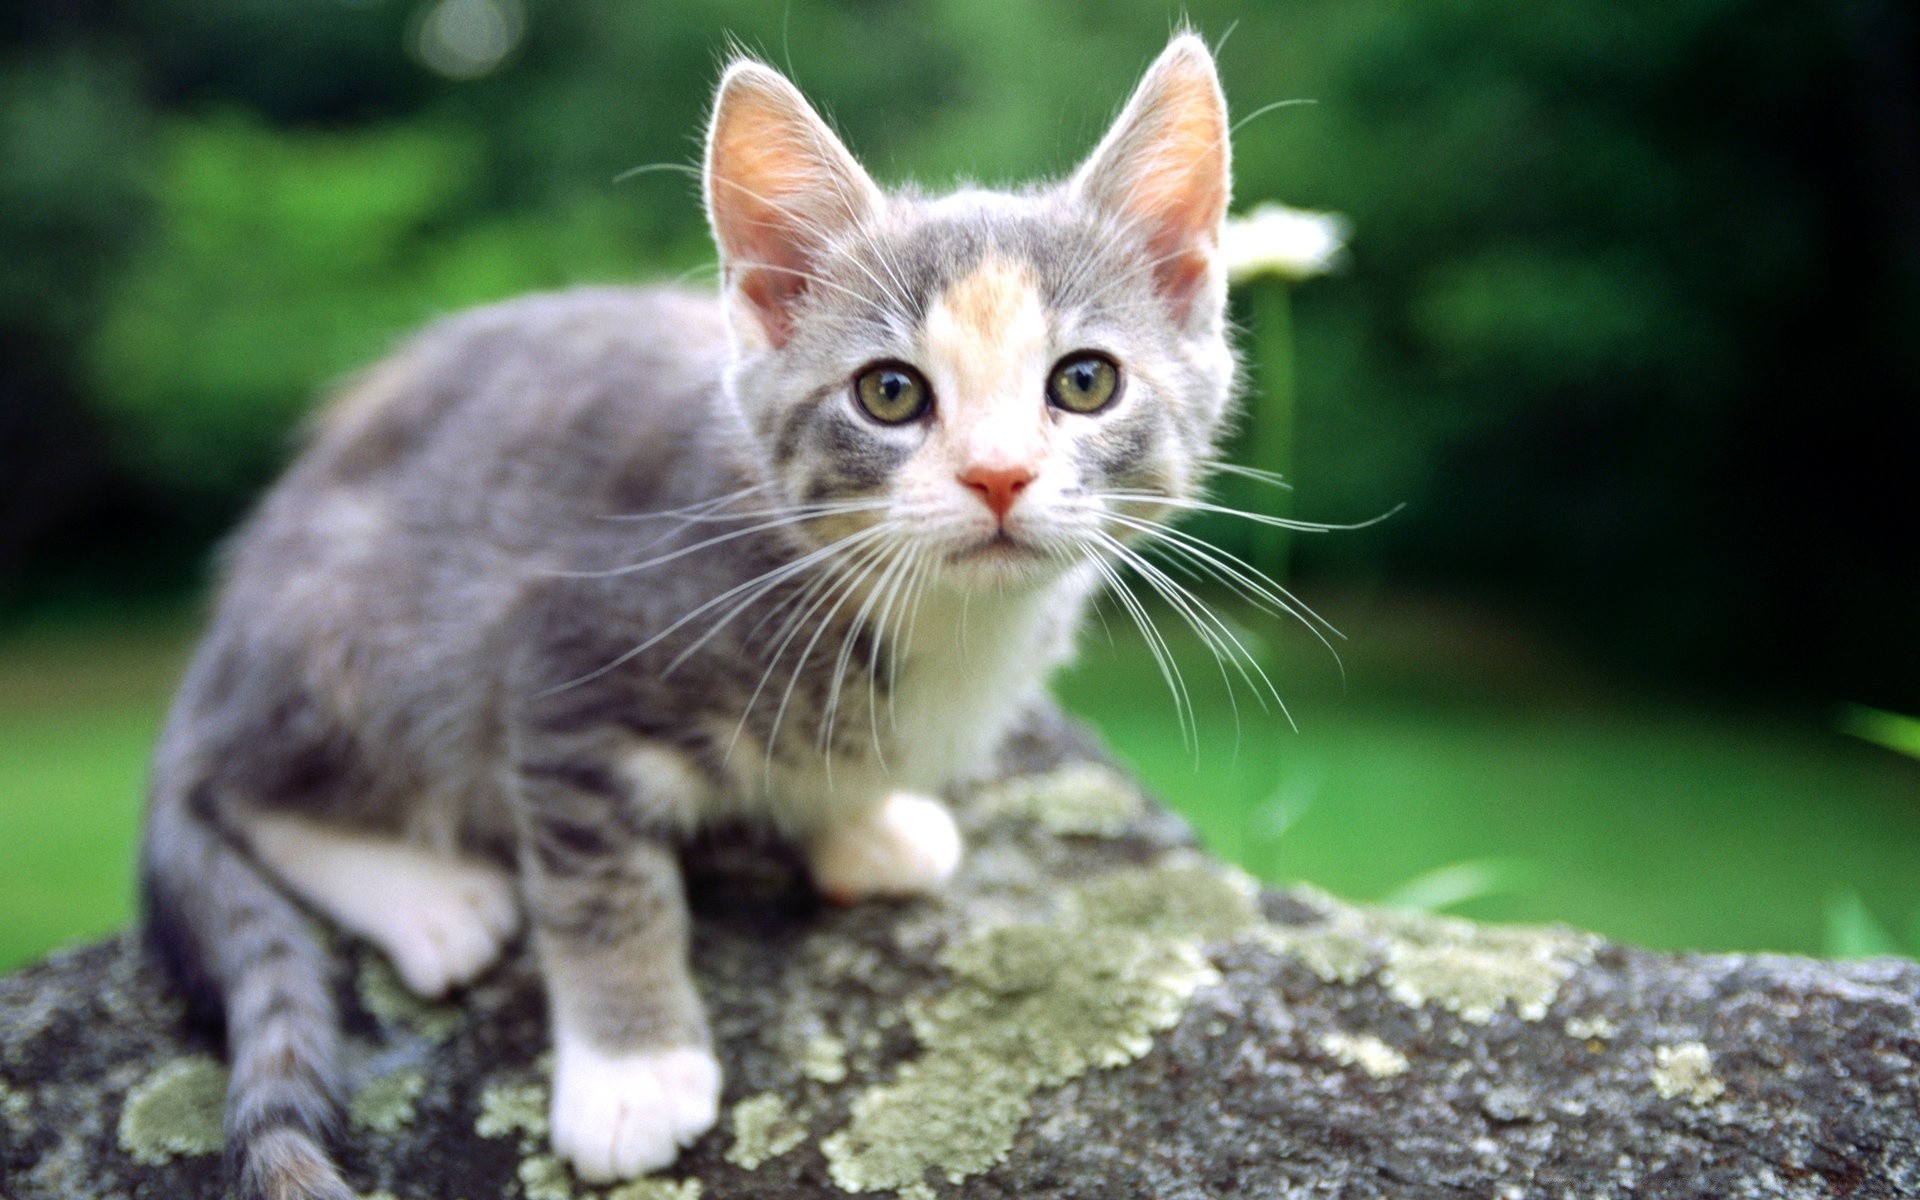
[{"x1": 142, "y1": 774, "x2": 354, "y2": 1200}]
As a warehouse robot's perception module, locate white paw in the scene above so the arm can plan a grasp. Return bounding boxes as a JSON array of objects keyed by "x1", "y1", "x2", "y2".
[
  {"x1": 549, "y1": 1042, "x2": 721, "y2": 1183},
  {"x1": 809, "y1": 791, "x2": 962, "y2": 903},
  {"x1": 374, "y1": 859, "x2": 520, "y2": 998},
  {"x1": 245, "y1": 817, "x2": 520, "y2": 999}
]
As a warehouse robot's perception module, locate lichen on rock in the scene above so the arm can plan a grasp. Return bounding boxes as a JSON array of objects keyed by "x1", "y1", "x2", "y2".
[
  {"x1": 1065, "y1": 857, "x2": 1262, "y2": 940},
  {"x1": 511, "y1": 1155, "x2": 699, "y2": 1200},
  {"x1": 1651, "y1": 1042, "x2": 1726, "y2": 1105},
  {"x1": 357, "y1": 956, "x2": 463, "y2": 1044},
  {"x1": 474, "y1": 1077, "x2": 549, "y2": 1143},
  {"x1": 607, "y1": 1179, "x2": 702, "y2": 1200},
  {"x1": 1319, "y1": 1030, "x2": 1410, "y2": 1078},
  {"x1": 349, "y1": 1068, "x2": 426, "y2": 1133},
  {"x1": 972, "y1": 763, "x2": 1144, "y2": 837},
  {"x1": 820, "y1": 860, "x2": 1259, "y2": 1195},
  {"x1": 115, "y1": 1055, "x2": 226, "y2": 1165},
  {"x1": 517, "y1": 1152, "x2": 574, "y2": 1200},
  {"x1": 799, "y1": 1034, "x2": 848, "y2": 1084},
  {"x1": 1263, "y1": 888, "x2": 1594, "y2": 1023},
  {"x1": 725, "y1": 1093, "x2": 807, "y2": 1169},
  {"x1": 0, "y1": 1077, "x2": 28, "y2": 1122},
  {"x1": 1253, "y1": 890, "x2": 1377, "y2": 984},
  {"x1": 1376, "y1": 909, "x2": 1595, "y2": 1023},
  {"x1": 7, "y1": 713, "x2": 1919, "y2": 1200}
]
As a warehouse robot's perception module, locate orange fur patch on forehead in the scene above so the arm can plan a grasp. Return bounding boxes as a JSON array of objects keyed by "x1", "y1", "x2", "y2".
[
  {"x1": 941, "y1": 256, "x2": 1039, "y2": 342},
  {"x1": 922, "y1": 256, "x2": 1049, "y2": 410}
]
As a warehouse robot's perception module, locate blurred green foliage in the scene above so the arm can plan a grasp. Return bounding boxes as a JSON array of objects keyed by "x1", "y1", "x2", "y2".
[
  {"x1": 88, "y1": 116, "x2": 655, "y2": 491},
  {"x1": 2, "y1": 0, "x2": 1916, "y2": 705},
  {"x1": 1823, "y1": 889, "x2": 1919, "y2": 959}
]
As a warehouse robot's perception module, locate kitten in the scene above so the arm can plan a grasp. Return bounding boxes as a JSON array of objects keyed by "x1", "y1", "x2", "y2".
[{"x1": 141, "y1": 34, "x2": 1235, "y2": 1199}]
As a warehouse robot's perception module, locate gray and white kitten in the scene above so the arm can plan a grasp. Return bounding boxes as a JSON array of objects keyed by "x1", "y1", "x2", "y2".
[{"x1": 142, "y1": 35, "x2": 1235, "y2": 1199}]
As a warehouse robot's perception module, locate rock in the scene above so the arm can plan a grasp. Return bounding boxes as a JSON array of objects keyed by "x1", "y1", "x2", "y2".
[{"x1": 3, "y1": 708, "x2": 1917, "y2": 1199}]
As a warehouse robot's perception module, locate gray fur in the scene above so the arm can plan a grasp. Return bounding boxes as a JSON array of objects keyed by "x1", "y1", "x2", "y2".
[
  {"x1": 142, "y1": 782, "x2": 351, "y2": 1200},
  {"x1": 141, "y1": 35, "x2": 1237, "y2": 1197}
]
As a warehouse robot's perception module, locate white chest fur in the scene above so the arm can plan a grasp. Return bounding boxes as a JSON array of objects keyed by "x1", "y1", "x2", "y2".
[
  {"x1": 714, "y1": 563, "x2": 1098, "y2": 832},
  {"x1": 884, "y1": 570, "x2": 1090, "y2": 786}
]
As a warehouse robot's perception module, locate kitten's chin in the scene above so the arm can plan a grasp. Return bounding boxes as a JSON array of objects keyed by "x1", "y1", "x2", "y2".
[{"x1": 939, "y1": 533, "x2": 1068, "y2": 591}]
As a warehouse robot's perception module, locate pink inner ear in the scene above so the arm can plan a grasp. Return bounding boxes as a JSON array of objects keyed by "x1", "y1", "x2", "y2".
[
  {"x1": 709, "y1": 132, "x2": 824, "y2": 347},
  {"x1": 1139, "y1": 172, "x2": 1227, "y2": 322},
  {"x1": 734, "y1": 261, "x2": 805, "y2": 346},
  {"x1": 706, "y1": 66, "x2": 878, "y2": 349},
  {"x1": 1130, "y1": 111, "x2": 1229, "y2": 322},
  {"x1": 716, "y1": 179, "x2": 818, "y2": 346},
  {"x1": 1075, "y1": 40, "x2": 1231, "y2": 324}
]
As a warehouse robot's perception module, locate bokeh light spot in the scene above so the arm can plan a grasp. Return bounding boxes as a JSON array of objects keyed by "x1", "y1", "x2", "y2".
[{"x1": 413, "y1": 0, "x2": 523, "y2": 80}]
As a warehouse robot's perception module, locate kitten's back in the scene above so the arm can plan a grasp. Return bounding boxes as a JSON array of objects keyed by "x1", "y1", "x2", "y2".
[
  {"x1": 304, "y1": 285, "x2": 732, "y2": 533},
  {"x1": 159, "y1": 286, "x2": 737, "y2": 832}
]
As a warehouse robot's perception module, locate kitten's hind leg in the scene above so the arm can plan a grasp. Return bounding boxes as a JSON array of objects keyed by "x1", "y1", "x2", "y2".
[
  {"x1": 807, "y1": 790, "x2": 962, "y2": 905},
  {"x1": 244, "y1": 816, "x2": 520, "y2": 998}
]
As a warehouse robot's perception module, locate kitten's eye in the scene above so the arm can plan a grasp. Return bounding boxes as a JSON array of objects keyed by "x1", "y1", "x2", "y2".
[
  {"x1": 1047, "y1": 352, "x2": 1121, "y2": 414},
  {"x1": 853, "y1": 362, "x2": 932, "y2": 424}
]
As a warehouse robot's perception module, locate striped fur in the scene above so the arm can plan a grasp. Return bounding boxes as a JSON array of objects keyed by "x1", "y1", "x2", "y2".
[{"x1": 143, "y1": 783, "x2": 351, "y2": 1200}]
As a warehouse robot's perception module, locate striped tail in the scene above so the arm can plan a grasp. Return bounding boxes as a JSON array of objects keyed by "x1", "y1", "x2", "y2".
[{"x1": 141, "y1": 779, "x2": 355, "y2": 1200}]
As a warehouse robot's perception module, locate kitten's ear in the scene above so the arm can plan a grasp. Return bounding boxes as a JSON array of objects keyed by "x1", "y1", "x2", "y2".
[
  {"x1": 1072, "y1": 35, "x2": 1231, "y2": 326},
  {"x1": 705, "y1": 60, "x2": 882, "y2": 350}
]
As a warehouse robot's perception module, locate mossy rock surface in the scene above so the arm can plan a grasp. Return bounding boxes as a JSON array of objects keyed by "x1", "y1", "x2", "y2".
[{"x1": 4, "y1": 706, "x2": 1919, "y2": 1199}]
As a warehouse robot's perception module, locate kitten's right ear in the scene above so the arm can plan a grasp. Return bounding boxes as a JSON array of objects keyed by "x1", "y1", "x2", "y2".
[{"x1": 704, "y1": 61, "x2": 881, "y2": 351}]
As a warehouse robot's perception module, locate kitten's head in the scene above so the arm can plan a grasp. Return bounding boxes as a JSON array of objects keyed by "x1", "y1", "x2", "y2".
[{"x1": 704, "y1": 35, "x2": 1235, "y2": 591}]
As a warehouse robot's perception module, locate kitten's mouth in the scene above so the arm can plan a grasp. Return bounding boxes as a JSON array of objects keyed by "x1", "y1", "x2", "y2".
[
  {"x1": 950, "y1": 530, "x2": 1036, "y2": 562},
  {"x1": 945, "y1": 531, "x2": 1057, "y2": 584}
]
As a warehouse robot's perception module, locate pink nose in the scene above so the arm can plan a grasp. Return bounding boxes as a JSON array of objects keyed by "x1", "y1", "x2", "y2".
[{"x1": 958, "y1": 464, "x2": 1036, "y2": 520}]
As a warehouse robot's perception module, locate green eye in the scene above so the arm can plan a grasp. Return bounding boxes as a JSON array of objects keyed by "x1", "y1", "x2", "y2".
[
  {"x1": 1047, "y1": 352, "x2": 1121, "y2": 414},
  {"x1": 853, "y1": 362, "x2": 932, "y2": 424}
]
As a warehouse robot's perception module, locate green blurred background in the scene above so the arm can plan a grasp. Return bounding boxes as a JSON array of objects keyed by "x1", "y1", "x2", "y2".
[{"x1": 2, "y1": 0, "x2": 1916, "y2": 971}]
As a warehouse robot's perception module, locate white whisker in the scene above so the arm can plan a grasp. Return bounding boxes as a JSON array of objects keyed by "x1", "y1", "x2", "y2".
[
  {"x1": 820, "y1": 535, "x2": 913, "y2": 770},
  {"x1": 723, "y1": 530, "x2": 892, "y2": 770},
  {"x1": 1094, "y1": 531, "x2": 1292, "y2": 735},
  {"x1": 1100, "y1": 509, "x2": 1348, "y2": 667},
  {"x1": 595, "y1": 481, "x2": 771, "y2": 522},
  {"x1": 1200, "y1": 460, "x2": 1294, "y2": 490},
  {"x1": 661, "y1": 530, "x2": 869, "y2": 678},
  {"x1": 539, "y1": 521, "x2": 890, "y2": 698},
  {"x1": 1100, "y1": 491, "x2": 1404, "y2": 534},
  {"x1": 886, "y1": 550, "x2": 935, "y2": 732},
  {"x1": 1083, "y1": 551, "x2": 1195, "y2": 752},
  {"x1": 769, "y1": 533, "x2": 897, "y2": 788},
  {"x1": 553, "y1": 499, "x2": 890, "y2": 579},
  {"x1": 853, "y1": 543, "x2": 923, "y2": 764}
]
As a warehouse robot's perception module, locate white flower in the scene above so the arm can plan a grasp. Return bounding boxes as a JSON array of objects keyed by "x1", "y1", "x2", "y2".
[{"x1": 1221, "y1": 203, "x2": 1350, "y2": 283}]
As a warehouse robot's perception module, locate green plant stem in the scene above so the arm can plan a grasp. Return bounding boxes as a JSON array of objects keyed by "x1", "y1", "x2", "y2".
[{"x1": 1249, "y1": 279, "x2": 1295, "y2": 586}]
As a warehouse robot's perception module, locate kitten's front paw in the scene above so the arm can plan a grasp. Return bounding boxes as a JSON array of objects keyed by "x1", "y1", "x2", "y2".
[
  {"x1": 809, "y1": 791, "x2": 962, "y2": 904},
  {"x1": 549, "y1": 1042, "x2": 721, "y2": 1183}
]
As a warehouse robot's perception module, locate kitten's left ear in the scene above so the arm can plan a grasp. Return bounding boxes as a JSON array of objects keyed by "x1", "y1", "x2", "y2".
[
  {"x1": 705, "y1": 60, "x2": 883, "y2": 350},
  {"x1": 1072, "y1": 35, "x2": 1231, "y2": 327}
]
